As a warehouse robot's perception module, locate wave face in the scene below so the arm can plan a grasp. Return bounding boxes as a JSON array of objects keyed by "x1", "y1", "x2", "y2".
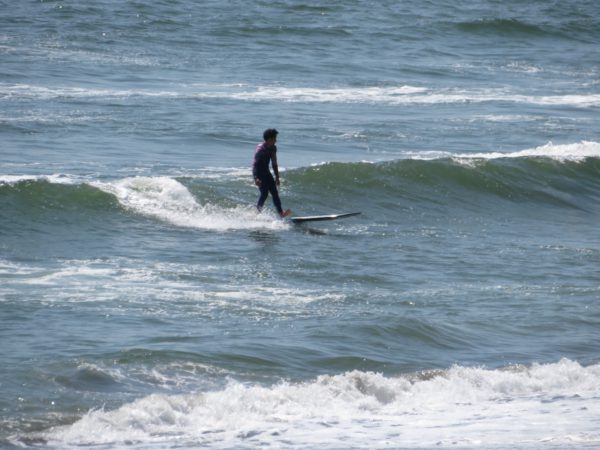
[
  {"x1": 290, "y1": 142, "x2": 600, "y2": 215},
  {"x1": 0, "y1": 175, "x2": 287, "y2": 232},
  {"x1": 4, "y1": 142, "x2": 599, "y2": 234}
]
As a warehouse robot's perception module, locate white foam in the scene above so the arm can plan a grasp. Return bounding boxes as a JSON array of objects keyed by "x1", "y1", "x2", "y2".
[
  {"x1": 0, "y1": 111, "x2": 99, "y2": 124},
  {"x1": 216, "y1": 86, "x2": 600, "y2": 108},
  {"x1": 177, "y1": 166, "x2": 252, "y2": 181},
  {"x1": 28, "y1": 265, "x2": 116, "y2": 286},
  {"x1": 70, "y1": 361, "x2": 227, "y2": 392},
  {"x1": 223, "y1": 85, "x2": 428, "y2": 103},
  {"x1": 526, "y1": 94, "x2": 600, "y2": 107},
  {"x1": 92, "y1": 176, "x2": 287, "y2": 232},
  {"x1": 0, "y1": 83, "x2": 180, "y2": 100},
  {"x1": 0, "y1": 173, "x2": 83, "y2": 185},
  {"x1": 195, "y1": 85, "x2": 600, "y2": 108},
  {"x1": 4, "y1": 82, "x2": 598, "y2": 108},
  {"x1": 43, "y1": 359, "x2": 600, "y2": 449},
  {"x1": 0, "y1": 260, "x2": 43, "y2": 277},
  {"x1": 452, "y1": 140, "x2": 600, "y2": 163},
  {"x1": 0, "y1": 174, "x2": 38, "y2": 185},
  {"x1": 405, "y1": 141, "x2": 600, "y2": 163},
  {"x1": 467, "y1": 114, "x2": 540, "y2": 123},
  {"x1": 504, "y1": 61, "x2": 542, "y2": 74},
  {"x1": 44, "y1": 46, "x2": 160, "y2": 67}
]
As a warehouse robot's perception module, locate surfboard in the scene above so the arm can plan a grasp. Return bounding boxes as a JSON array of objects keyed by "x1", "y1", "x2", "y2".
[{"x1": 290, "y1": 212, "x2": 361, "y2": 224}]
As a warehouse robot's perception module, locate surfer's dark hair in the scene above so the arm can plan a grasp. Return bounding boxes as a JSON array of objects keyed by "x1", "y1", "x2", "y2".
[{"x1": 263, "y1": 128, "x2": 279, "y2": 141}]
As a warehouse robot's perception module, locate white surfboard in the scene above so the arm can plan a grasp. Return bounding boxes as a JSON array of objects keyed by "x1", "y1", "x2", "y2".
[{"x1": 290, "y1": 212, "x2": 361, "y2": 224}]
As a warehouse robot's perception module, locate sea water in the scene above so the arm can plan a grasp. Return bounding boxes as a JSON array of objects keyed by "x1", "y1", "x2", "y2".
[{"x1": 1, "y1": 1, "x2": 600, "y2": 448}]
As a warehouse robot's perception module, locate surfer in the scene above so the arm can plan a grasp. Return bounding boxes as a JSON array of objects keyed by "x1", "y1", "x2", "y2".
[{"x1": 253, "y1": 128, "x2": 291, "y2": 218}]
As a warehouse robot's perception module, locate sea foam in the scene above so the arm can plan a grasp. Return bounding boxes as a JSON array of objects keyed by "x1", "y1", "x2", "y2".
[
  {"x1": 405, "y1": 140, "x2": 600, "y2": 163},
  {"x1": 42, "y1": 359, "x2": 600, "y2": 449},
  {"x1": 93, "y1": 176, "x2": 287, "y2": 232},
  {"x1": 453, "y1": 140, "x2": 600, "y2": 162},
  {"x1": 3, "y1": 82, "x2": 599, "y2": 108}
]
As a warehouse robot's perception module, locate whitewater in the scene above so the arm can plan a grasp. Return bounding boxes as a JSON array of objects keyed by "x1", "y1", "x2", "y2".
[{"x1": 43, "y1": 361, "x2": 600, "y2": 449}]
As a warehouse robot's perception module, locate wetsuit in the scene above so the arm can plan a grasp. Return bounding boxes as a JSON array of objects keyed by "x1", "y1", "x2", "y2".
[{"x1": 252, "y1": 142, "x2": 283, "y2": 214}]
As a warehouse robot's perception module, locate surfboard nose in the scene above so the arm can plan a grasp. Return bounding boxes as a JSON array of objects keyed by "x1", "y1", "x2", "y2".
[{"x1": 290, "y1": 212, "x2": 361, "y2": 223}]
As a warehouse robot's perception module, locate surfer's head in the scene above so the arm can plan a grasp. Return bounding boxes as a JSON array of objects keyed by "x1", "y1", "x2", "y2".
[{"x1": 263, "y1": 128, "x2": 278, "y2": 142}]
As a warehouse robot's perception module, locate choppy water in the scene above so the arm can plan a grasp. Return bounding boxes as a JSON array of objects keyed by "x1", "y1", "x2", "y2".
[{"x1": 1, "y1": 1, "x2": 600, "y2": 448}]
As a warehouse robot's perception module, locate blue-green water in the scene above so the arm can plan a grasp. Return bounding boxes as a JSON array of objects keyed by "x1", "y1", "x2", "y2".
[{"x1": 1, "y1": 1, "x2": 600, "y2": 448}]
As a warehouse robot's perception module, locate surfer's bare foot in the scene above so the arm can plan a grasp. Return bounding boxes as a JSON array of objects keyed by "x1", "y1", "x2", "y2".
[{"x1": 280, "y1": 209, "x2": 292, "y2": 218}]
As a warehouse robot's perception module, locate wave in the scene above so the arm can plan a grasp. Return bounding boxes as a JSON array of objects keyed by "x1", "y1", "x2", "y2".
[
  {"x1": 0, "y1": 175, "x2": 119, "y2": 212},
  {"x1": 2, "y1": 82, "x2": 599, "y2": 108},
  {"x1": 92, "y1": 177, "x2": 287, "y2": 231},
  {"x1": 456, "y1": 18, "x2": 559, "y2": 38},
  {"x1": 0, "y1": 175, "x2": 286, "y2": 232},
  {"x1": 36, "y1": 359, "x2": 600, "y2": 448},
  {"x1": 2, "y1": 142, "x2": 600, "y2": 231},
  {"x1": 290, "y1": 141, "x2": 600, "y2": 212},
  {"x1": 456, "y1": 16, "x2": 599, "y2": 43},
  {"x1": 452, "y1": 140, "x2": 600, "y2": 162}
]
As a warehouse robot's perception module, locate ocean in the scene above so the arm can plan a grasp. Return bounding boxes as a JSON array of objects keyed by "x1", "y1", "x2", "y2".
[{"x1": 1, "y1": 0, "x2": 600, "y2": 448}]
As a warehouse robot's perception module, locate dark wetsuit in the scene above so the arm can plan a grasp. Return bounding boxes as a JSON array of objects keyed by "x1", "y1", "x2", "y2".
[{"x1": 252, "y1": 142, "x2": 283, "y2": 214}]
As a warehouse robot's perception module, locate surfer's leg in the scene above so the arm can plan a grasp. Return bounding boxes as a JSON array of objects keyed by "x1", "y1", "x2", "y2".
[
  {"x1": 268, "y1": 182, "x2": 283, "y2": 214},
  {"x1": 256, "y1": 182, "x2": 269, "y2": 212}
]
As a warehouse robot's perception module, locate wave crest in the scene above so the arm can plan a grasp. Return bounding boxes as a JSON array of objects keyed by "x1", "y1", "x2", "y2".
[{"x1": 40, "y1": 359, "x2": 600, "y2": 449}]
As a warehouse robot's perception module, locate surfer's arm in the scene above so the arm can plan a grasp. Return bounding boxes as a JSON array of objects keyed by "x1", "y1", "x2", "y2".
[
  {"x1": 272, "y1": 153, "x2": 280, "y2": 184},
  {"x1": 252, "y1": 154, "x2": 261, "y2": 185}
]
